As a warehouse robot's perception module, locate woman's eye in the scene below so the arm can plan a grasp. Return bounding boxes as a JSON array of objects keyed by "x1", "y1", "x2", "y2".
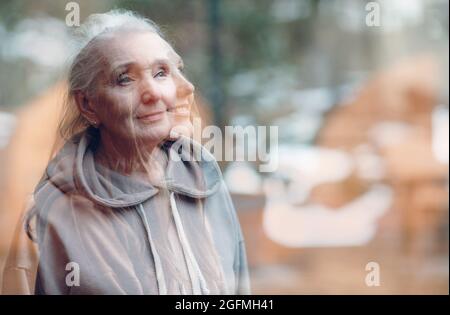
[
  {"x1": 117, "y1": 73, "x2": 132, "y2": 85},
  {"x1": 155, "y1": 66, "x2": 169, "y2": 78},
  {"x1": 155, "y1": 71, "x2": 166, "y2": 78}
]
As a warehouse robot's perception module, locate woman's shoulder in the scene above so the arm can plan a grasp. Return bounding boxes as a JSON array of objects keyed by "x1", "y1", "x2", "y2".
[{"x1": 31, "y1": 177, "x2": 108, "y2": 235}]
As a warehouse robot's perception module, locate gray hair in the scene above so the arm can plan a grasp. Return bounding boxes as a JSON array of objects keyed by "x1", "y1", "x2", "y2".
[{"x1": 59, "y1": 9, "x2": 164, "y2": 141}]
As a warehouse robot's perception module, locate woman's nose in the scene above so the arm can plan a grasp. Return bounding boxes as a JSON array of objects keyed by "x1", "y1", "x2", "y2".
[
  {"x1": 141, "y1": 80, "x2": 161, "y2": 104},
  {"x1": 177, "y1": 76, "x2": 195, "y2": 97}
]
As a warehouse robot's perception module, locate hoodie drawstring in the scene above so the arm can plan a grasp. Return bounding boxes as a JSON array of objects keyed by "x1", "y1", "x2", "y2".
[
  {"x1": 137, "y1": 204, "x2": 167, "y2": 295},
  {"x1": 137, "y1": 192, "x2": 210, "y2": 295},
  {"x1": 169, "y1": 192, "x2": 210, "y2": 295}
]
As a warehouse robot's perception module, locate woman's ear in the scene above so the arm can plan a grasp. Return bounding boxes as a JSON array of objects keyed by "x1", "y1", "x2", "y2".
[{"x1": 75, "y1": 92, "x2": 100, "y2": 126}]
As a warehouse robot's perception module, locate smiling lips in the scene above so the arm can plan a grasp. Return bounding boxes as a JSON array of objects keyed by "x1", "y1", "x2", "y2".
[
  {"x1": 137, "y1": 110, "x2": 166, "y2": 122},
  {"x1": 137, "y1": 104, "x2": 190, "y2": 122},
  {"x1": 168, "y1": 104, "x2": 190, "y2": 117}
]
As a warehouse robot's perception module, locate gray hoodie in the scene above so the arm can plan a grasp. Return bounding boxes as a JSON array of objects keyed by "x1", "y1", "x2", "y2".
[{"x1": 4, "y1": 129, "x2": 250, "y2": 295}]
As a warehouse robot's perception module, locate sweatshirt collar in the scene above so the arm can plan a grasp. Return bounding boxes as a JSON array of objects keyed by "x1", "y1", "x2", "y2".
[{"x1": 68, "y1": 131, "x2": 222, "y2": 208}]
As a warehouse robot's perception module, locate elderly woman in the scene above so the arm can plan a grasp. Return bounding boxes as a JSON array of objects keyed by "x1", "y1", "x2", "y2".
[{"x1": 3, "y1": 10, "x2": 250, "y2": 295}]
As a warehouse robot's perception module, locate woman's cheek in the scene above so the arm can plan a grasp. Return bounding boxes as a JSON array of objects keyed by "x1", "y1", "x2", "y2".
[
  {"x1": 163, "y1": 80, "x2": 177, "y2": 105},
  {"x1": 99, "y1": 90, "x2": 137, "y2": 123}
]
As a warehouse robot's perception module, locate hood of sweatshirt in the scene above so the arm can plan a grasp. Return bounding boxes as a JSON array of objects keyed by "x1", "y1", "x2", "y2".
[{"x1": 35, "y1": 130, "x2": 223, "y2": 208}]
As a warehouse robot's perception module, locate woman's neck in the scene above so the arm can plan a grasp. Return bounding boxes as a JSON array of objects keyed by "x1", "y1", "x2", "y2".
[{"x1": 94, "y1": 129, "x2": 169, "y2": 184}]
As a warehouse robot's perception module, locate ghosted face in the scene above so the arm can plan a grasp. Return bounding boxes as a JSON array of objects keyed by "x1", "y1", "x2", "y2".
[
  {"x1": 91, "y1": 31, "x2": 180, "y2": 146},
  {"x1": 167, "y1": 50, "x2": 195, "y2": 138}
]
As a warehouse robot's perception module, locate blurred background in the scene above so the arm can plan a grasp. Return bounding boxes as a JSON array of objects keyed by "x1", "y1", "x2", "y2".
[{"x1": 0, "y1": 0, "x2": 448, "y2": 294}]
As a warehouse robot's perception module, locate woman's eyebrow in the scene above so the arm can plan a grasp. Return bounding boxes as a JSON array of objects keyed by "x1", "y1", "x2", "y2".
[
  {"x1": 111, "y1": 59, "x2": 171, "y2": 75},
  {"x1": 150, "y1": 58, "x2": 171, "y2": 69},
  {"x1": 111, "y1": 62, "x2": 134, "y2": 77}
]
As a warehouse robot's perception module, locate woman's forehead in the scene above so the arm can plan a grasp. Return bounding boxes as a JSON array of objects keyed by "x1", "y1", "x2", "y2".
[{"x1": 100, "y1": 31, "x2": 181, "y2": 68}]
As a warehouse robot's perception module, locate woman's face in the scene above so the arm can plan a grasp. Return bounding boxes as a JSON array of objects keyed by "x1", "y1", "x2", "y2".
[{"x1": 89, "y1": 31, "x2": 191, "y2": 146}]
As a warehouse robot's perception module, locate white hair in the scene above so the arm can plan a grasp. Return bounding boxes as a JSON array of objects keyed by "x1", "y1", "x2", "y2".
[{"x1": 70, "y1": 9, "x2": 163, "y2": 57}]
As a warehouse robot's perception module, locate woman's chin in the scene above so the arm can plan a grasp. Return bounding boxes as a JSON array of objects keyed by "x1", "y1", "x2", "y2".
[{"x1": 144, "y1": 125, "x2": 171, "y2": 143}]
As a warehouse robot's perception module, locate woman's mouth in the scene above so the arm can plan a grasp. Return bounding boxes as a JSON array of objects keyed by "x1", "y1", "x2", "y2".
[
  {"x1": 168, "y1": 104, "x2": 190, "y2": 117},
  {"x1": 137, "y1": 110, "x2": 166, "y2": 122}
]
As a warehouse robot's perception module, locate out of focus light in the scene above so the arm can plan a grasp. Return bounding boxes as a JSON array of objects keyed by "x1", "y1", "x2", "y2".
[
  {"x1": 432, "y1": 105, "x2": 449, "y2": 164},
  {"x1": 263, "y1": 178, "x2": 393, "y2": 247},
  {"x1": 1, "y1": 17, "x2": 70, "y2": 68},
  {"x1": 0, "y1": 112, "x2": 16, "y2": 149}
]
